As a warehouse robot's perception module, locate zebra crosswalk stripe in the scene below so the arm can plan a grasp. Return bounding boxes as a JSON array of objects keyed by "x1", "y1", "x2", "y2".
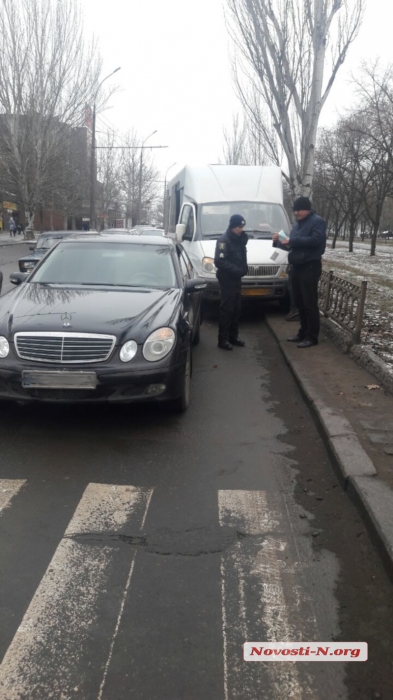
[
  {"x1": 219, "y1": 490, "x2": 315, "y2": 700},
  {"x1": 0, "y1": 483, "x2": 153, "y2": 700},
  {"x1": 0, "y1": 479, "x2": 26, "y2": 514}
]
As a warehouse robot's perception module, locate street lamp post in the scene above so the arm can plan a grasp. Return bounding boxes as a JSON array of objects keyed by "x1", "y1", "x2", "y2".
[
  {"x1": 137, "y1": 130, "x2": 157, "y2": 225},
  {"x1": 89, "y1": 67, "x2": 121, "y2": 230},
  {"x1": 163, "y1": 162, "x2": 177, "y2": 230}
]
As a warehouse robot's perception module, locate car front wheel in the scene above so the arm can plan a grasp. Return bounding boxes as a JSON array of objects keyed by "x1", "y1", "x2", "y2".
[
  {"x1": 192, "y1": 312, "x2": 200, "y2": 346},
  {"x1": 170, "y1": 347, "x2": 191, "y2": 413}
]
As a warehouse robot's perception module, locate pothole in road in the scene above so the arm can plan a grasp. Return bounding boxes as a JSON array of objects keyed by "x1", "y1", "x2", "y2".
[{"x1": 66, "y1": 525, "x2": 250, "y2": 556}]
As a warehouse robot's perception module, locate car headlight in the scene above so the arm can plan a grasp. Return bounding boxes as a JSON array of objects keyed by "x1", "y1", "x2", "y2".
[
  {"x1": 120, "y1": 340, "x2": 138, "y2": 362},
  {"x1": 0, "y1": 337, "x2": 10, "y2": 359},
  {"x1": 202, "y1": 257, "x2": 216, "y2": 274},
  {"x1": 143, "y1": 328, "x2": 175, "y2": 362}
]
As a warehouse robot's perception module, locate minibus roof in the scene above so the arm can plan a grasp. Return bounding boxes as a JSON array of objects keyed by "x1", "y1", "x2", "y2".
[{"x1": 173, "y1": 165, "x2": 283, "y2": 205}]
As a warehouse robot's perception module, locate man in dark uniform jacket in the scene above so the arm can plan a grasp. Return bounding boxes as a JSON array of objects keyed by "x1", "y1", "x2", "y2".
[
  {"x1": 214, "y1": 214, "x2": 248, "y2": 350},
  {"x1": 273, "y1": 197, "x2": 326, "y2": 348}
]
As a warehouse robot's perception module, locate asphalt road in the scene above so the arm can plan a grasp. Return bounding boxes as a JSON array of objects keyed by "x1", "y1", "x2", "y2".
[
  {"x1": 0, "y1": 241, "x2": 30, "y2": 295},
  {"x1": 0, "y1": 302, "x2": 391, "y2": 699}
]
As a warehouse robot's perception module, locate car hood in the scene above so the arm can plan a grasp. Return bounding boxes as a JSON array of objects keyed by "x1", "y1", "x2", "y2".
[
  {"x1": 0, "y1": 284, "x2": 182, "y2": 344},
  {"x1": 19, "y1": 250, "x2": 46, "y2": 262},
  {"x1": 200, "y1": 239, "x2": 288, "y2": 265}
]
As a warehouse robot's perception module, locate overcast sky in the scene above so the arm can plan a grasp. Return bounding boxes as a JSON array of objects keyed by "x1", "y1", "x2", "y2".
[{"x1": 81, "y1": 0, "x2": 393, "y2": 179}]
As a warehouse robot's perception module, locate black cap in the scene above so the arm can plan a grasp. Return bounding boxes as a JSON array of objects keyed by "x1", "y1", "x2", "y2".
[
  {"x1": 229, "y1": 214, "x2": 246, "y2": 228},
  {"x1": 293, "y1": 197, "x2": 312, "y2": 211}
]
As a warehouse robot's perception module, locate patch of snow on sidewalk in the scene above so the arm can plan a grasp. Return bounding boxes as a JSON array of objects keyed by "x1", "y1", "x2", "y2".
[{"x1": 323, "y1": 248, "x2": 393, "y2": 371}]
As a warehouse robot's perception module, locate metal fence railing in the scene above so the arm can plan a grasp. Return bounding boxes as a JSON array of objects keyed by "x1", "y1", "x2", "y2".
[{"x1": 318, "y1": 270, "x2": 367, "y2": 345}]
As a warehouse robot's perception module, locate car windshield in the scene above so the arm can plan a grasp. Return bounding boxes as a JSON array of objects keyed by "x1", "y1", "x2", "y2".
[
  {"x1": 200, "y1": 202, "x2": 289, "y2": 238},
  {"x1": 36, "y1": 236, "x2": 65, "y2": 250},
  {"x1": 31, "y1": 242, "x2": 177, "y2": 288}
]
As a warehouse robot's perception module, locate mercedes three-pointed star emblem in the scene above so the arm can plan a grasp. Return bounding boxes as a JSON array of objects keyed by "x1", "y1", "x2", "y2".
[{"x1": 61, "y1": 312, "x2": 72, "y2": 328}]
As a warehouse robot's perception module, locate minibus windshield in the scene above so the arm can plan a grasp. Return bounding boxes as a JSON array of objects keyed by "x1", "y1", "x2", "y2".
[{"x1": 200, "y1": 202, "x2": 289, "y2": 238}]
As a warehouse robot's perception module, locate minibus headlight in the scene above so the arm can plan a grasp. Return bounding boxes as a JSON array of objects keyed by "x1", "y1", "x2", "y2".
[{"x1": 202, "y1": 257, "x2": 216, "y2": 274}]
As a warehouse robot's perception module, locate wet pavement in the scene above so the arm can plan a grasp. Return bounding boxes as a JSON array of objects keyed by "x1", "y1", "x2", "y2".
[{"x1": 0, "y1": 313, "x2": 391, "y2": 699}]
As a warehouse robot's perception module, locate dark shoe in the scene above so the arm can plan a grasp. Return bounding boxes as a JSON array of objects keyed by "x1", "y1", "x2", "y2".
[
  {"x1": 229, "y1": 337, "x2": 245, "y2": 347},
  {"x1": 297, "y1": 339, "x2": 318, "y2": 348},
  {"x1": 285, "y1": 310, "x2": 299, "y2": 321},
  {"x1": 287, "y1": 334, "x2": 304, "y2": 343},
  {"x1": 218, "y1": 341, "x2": 233, "y2": 350}
]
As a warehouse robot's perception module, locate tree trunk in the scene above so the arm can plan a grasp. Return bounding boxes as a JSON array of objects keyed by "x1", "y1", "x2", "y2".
[
  {"x1": 24, "y1": 209, "x2": 36, "y2": 240},
  {"x1": 349, "y1": 219, "x2": 356, "y2": 252},
  {"x1": 71, "y1": 217, "x2": 76, "y2": 231},
  {"x1": 332, "y1": 225, "x2": 340, "y2": 249},
  {"x1": 370, "y1": 222, "x2": 379, "y2": 256}
]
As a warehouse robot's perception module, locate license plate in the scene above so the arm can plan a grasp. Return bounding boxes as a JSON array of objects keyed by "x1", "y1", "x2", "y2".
[
  {"x1": 241, "y1": 288, "x2": 271, "y2": 297},
  {"x1": 22, "y1": 371, "x2": 97, "y2": 390}
]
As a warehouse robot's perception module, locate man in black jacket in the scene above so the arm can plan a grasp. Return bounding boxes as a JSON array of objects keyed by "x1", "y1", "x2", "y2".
[
  {"x1": 214, "y1": 214, "x2": 248, "y2": 350},
  {"x1": 273, "y1": 197, "x2": 326, "y2": 348}
]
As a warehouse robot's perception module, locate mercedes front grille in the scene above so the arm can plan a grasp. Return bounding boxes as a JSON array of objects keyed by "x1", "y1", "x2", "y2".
[{"x1": 14, "y1": 332, "x2": 116, "y2": 364}]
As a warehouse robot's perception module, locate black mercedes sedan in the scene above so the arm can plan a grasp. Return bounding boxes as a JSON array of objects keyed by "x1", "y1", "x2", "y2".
[
  {"x1": 18, "y1": 230, "x2": 97, "y2": 272},
  {"x1": 1, "y1": 234, "x2": 205, "y2": 410}
]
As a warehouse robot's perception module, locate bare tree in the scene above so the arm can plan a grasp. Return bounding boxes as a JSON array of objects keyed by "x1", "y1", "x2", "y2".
[
  {"x1": 314, "y1": 127, "x2": 352, "y2": 248},
  {"x1": 351, "y1": 63, "x2": 393, "y2": 255},
  {"x1": 222, "y1": 111, "x2": 272, "y2": 165},
  {"x1": 222, "y1": 114, "x2": 248, "y2": 164},
  {"x1": 0, "y1": 0, "x2": 101, "y2": 235},
  {"x1": 226, "y1": 0, "x2": 364, "y2": 196},
  {"x1": 319, "y1": 118, "x2": 369, "y2": 252},
  {"x1": 120, "y1": 130, "x2": 160, "y2": 226},
  {"x1": 96, "y1": 131, "x2": 122, "y2": 229}
]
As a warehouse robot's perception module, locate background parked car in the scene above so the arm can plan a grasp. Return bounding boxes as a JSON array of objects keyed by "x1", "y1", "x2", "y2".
[{"x1": 18, "y1": 230, "x2": 97, "y2": 272}]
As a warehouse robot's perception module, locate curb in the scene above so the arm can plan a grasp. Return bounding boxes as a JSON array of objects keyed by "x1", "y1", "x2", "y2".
[
  {"x1": 265, "y1": 315, "x2": 393, "y2": 579},
  {"x1": 0, "y1": 238, "x2": 30, "y2": 247}
]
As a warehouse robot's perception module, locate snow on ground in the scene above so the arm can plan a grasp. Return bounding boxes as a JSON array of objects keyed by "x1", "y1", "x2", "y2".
[{"x1": 323, "y1": 247, "x2": 393, "y2": 371}]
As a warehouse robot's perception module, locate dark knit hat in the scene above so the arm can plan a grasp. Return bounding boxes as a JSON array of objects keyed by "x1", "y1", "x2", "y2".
[
  {"x1": 293, "y1": 197, "x2": 312, "y2": 211},
  {"x1": 229, "y1": 214, "x2": 246, "y2": 228}
]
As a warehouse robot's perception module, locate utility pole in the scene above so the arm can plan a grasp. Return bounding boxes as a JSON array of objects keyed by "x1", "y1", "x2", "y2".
[
  {"x1": 163, "y1": 162, "x2": 177, "y2": 230},
  {"x1": 137, "y1": 130, "x2": 157, "y2": 225},
  {"x1": 89, "y1": 67, "x2": 121, "y2": 230}
]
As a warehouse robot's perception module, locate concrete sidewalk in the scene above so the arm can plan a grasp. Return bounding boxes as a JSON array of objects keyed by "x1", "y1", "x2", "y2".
[
  {"x1": 0, "y1": 235, "x2": 30, "y2": 247},
  {"x1": 266, "y1": 312, "x2": 393, "y2": 577}
]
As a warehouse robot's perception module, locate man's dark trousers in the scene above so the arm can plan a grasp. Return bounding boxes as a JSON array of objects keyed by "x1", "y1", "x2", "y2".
[
  {"x1": 218, "y1": 278, "x2": 242, "y2": 343},
  {"x1": 292, "y1": 260, "x2": 321, "y2": 343}
]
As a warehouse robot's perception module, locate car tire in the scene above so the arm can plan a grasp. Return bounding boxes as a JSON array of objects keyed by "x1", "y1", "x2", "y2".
[
  {"x1": 170, "y1": 347, "x2": 191, "y2": 413},
  {"x1": 192, "y1": 312, "x2": 201, "y2": 346}
]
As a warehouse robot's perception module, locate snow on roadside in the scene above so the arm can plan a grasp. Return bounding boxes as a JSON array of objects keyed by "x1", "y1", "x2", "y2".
[{"x1": 323, "y1": 248, "x2": 393, "y2": 371}]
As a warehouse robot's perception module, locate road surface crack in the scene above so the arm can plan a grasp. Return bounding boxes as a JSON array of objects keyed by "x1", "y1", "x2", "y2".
[{"x1": 65, "y1": 526, "x2": 252, "y2": 556}]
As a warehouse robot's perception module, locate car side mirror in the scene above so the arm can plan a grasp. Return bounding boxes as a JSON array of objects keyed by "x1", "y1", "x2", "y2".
[
  {"x1": 185, "y1": 278, "x2": 207, "y2": 293},
  {"x1": 175, "y1": 223, "x2": 186, "y2": 243},
  {"x1": 10, "y1": 272, "x2": 28, "y2": 286}
]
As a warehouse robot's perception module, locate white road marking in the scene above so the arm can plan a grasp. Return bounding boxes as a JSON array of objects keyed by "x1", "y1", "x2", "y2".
[
  {"x1": 0, "y1": 479, "x2": 26, "y2": 513},
  {"x1": 97, "y1": 488, "x2": 153, "y2": 700},
  {"x1": 219, "y1": 490, "x2": 317, "y2": 700},
  {"x1": 0, "y1": 483, "x2": 152, "y2": 700}
]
